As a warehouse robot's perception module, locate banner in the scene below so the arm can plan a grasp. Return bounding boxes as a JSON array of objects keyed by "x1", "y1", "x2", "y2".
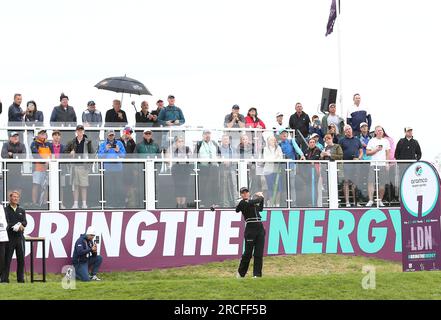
[
  {"x1": 10, "y1": 208, "x2": 405, "y2": 273},
  {"x1": 401, "y1": 161, "x2": 441, "y2": 271}
]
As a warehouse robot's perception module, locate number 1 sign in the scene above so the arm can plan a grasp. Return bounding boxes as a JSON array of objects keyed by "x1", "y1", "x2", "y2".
[{"x1": 401, "y1": 161, "x2": 441, "y2": 272}]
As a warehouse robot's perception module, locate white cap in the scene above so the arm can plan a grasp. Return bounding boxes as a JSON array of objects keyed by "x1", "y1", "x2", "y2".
[
  {"x1": 86, "y1": 226, "x2": 96, "y2": 235},
  {"x1": 276, "y1": 112, "x2": 283, "y2": 117},
  {"x1": 360, "y1": 122, "x2": 368, "y2": 128},
  {"x1": 404, "y1": 127, "x2": 413, "y2": 132},
  {"x1": 310, "y1": 133, "x2": 319, "y2": 139}
]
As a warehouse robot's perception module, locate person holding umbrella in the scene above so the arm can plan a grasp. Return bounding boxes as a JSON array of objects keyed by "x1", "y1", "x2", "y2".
[{"x1": 105, "y1": 99, "x2": 128, "y2": 131}]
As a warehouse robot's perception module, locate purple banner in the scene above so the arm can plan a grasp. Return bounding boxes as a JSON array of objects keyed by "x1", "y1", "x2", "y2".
[
  {"x1": 400, "y1": 161, "x2": 441, "y2": 271},
  {"x1": 10, "y1": 208, "x2": 405, "y2": 274}
]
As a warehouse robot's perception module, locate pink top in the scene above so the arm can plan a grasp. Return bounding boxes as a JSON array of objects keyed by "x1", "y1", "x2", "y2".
[
  {"x1": 52, "y1": 144, "x2": 61, "y2": 158},
  {"x1": 385, "y1": 136, "x2": 395, "y2": 160}
]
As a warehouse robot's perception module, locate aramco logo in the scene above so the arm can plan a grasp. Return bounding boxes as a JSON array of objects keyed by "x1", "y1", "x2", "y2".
[{"x1": 415, "y1": 165, "x2": 423, "y2": 177}]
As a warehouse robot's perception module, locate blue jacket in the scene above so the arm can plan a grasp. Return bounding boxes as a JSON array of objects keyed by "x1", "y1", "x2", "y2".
[
  {"x1": 279, "y1": 139, "x2": 303, "y2": 161},
  {"x1": 279, "y1": 139, "x2": 304, "y2": 170},
  {"x1": 157, "y1": 105, "x2": 185, "y2": 126},
  {"x1": 72, "y1": 234, "x2": 95, "y2": 265},
  {"x1": 98, "y1": 139, "x2": 126, "y2": 171}
]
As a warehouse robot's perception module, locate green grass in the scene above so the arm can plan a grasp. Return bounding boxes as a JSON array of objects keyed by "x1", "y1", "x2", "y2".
[{"x1": 2, "y1": 254, "x2": 441, "y2": 300}]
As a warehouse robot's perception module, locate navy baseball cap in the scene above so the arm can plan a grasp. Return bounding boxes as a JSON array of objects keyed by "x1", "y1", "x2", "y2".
[{"x1": 240, "y1": 187, "x2": 249, "y2": 193}]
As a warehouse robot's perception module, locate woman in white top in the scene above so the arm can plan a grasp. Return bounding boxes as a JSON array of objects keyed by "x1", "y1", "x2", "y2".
[{"x1": 263, "y1": 136, "x2": 284, "y2": 207}]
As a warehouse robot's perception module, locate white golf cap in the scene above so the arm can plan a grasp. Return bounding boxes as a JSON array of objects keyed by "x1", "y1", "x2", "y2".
[
  {"x1": 310, "y1": 133, "x2": 319, "y2": 139},
  {"x1": 276, "y1": 112, "x2": 283, "y2": 117},
  {"x1": 360, "y1": 122, "x2": 368, "y2": 128},
  {"x1": 86, "y1": 226, "x2": 96, "y2": 235},
  {"x1": 404, "y1": 126, "x2": 413, "y2": 132}
]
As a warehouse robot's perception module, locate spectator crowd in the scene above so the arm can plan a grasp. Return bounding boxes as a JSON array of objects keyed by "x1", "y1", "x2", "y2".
[{"x1": 0, "y1": 92, "x2": 422, "y2": 209}]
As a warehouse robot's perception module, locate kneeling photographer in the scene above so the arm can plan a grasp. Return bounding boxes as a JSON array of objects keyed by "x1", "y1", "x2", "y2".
[{"x1": 72, "y1": 226, "x2": 102, "y2": 281}]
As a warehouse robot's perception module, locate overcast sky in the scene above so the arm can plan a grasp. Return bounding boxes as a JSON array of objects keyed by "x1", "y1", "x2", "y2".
[{"x1": 1, "y1": 0, "x2": 440, "y2": 163}]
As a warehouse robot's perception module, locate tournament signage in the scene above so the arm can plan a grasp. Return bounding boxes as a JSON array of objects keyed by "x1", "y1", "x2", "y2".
[
  {"x1": 401, "y1": 161, "x2": 441, "y2": 272},
  {"x1": 20, "y1": 208, "x2": 404, "y2": 273}
]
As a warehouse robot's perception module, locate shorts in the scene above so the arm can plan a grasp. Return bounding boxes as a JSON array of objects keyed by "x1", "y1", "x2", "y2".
[
  {"x1": 368, "y1": 166, "x2": 388, "y2": 187},
  {"x1": 32, "y1": 171, "x2": 47, "y2": 186},
  {"x1": 342, "y1": 163, "x2": 358, "y2": 185},
  {"x1": 72, "y1": 166, "x2": 90, "y2": 187},
  {"x1": 60, "y1": 174, "x2": 66, "y2": 188}
]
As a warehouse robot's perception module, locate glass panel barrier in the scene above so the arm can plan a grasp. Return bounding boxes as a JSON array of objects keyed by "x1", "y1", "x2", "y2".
[
  {"x1": 261, "y1": 162, "x2": 288, "y2": 208},
  {"x1": 197, "y1": 161, "x2": 237, "y2": 209},
  {"x1": 393, "y1": 161, "x2": 414, "y2": 206},
  {"x1": 59, "y1": 162, "x2": 101, "y2": 210},
  {"x1": 217, "y1": 161, "x2": 239, "y2": 208},
  {"x1": 6, "y1": 161, "x2": 49, "y2": 210},
  {"x1": 103, "y1": 162, "x2": 145, "y2": 209},
  {"x1": 337, "y1": 161, "x2": 370, "y2": 207},
  {"x1": 155, "y1": 161, "x2": 196, "y2": 209},
  {"x1": 291, "y1": 162, "x2": 329, "y2": 208}
]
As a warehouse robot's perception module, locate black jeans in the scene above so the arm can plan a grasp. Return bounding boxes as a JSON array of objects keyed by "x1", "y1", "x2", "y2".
[
  {"x1": 238, "y1": 223, "x2": 266, "y2": 277},
  {"x1": 5, "y1": 236, "x2": 25, "y2": 283},
  {"x1": 0, "y1": 242, "x2": 8, "y2": 282}
]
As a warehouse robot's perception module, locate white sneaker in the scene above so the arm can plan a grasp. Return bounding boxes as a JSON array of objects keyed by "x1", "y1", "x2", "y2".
[
  {"x1": 346, "y1": 202, "x2": 351, "y2": 208},
  {"x1": 71, "y1": 204, "x2": 79, "y2": 209},
  {"x1": 91, "y1": 275, "x2": 101, "y2": 281},
  {"x1": 82, "y1": 203, "x2": 88, "y2": 209},
  {"x1": 379, "y1": 201, "x2": 385, "y2": 207},
  {"x1": 60, "y1": 204, "x2": 66, "y2": 209},
  {"x1": 366, "y1": 200, "x2": 374, "y2": 207}
]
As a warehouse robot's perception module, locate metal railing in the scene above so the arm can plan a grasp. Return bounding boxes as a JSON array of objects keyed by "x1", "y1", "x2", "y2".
[{"x1": 0, "y1": 158, "x2": 414, "y2": 211}]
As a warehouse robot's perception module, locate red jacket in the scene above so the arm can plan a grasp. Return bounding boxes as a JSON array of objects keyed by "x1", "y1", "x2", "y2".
[{"x1": 245, "y1": 116, "x2": 266, "y2": 129}]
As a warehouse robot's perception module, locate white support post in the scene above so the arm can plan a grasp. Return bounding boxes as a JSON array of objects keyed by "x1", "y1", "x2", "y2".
[
  {"x1": 49, "y1": 160, "x2": 60, "y2": 211},
  {"x1": 327, "y1": 161, "x2": 340, "y2": 209},
  {"x1": 145, "y1": 160, "x2": 156, "y2": 210},
  {"x1": 238, "y1": 160, "x2": 248, "y2": 191}
]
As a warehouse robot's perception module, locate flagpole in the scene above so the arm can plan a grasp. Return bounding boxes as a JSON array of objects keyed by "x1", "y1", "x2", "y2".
[{"x1": 336, "y1": 0, "x2": 344, "y2": 118}]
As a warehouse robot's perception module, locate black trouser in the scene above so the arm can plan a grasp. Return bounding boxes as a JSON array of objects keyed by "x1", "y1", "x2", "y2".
[
  {"x1": 238, "y1": 223, "x2": 266, "y2": 277},
  {"x1": 0, "y1": 242, "x2": 8, "y2": 282},
  {"x1": 5, "y1": 236, "x2": 25, "y2": 283}
]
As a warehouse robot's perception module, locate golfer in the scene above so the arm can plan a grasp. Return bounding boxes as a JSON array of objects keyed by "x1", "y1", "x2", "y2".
[{"x1": 236, "y1": 187, "x2": 265, "y2": 278}]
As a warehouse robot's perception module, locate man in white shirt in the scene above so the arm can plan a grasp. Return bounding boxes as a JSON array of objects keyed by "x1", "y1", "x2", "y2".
[{"x1": 366, "y1": 126, "x2": 390, "y2": 207}]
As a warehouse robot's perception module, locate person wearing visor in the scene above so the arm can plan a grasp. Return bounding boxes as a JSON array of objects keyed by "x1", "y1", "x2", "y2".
[{"x1": 235, "y1": 187, "x2": 265, "y2": 278}]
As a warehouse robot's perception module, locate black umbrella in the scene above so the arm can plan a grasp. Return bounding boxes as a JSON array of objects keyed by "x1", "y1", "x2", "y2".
[{"x1": 95, "y1": 75, "x2": 152, "y2": 111}]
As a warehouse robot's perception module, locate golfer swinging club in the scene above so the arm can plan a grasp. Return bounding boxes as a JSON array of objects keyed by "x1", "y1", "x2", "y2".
[{"x1": 236, "y1": 187, "x2": 265, "y2": 278}]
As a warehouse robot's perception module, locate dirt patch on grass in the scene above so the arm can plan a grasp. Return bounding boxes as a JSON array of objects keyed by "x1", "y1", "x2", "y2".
[{"x1": 145, "y1": 254, "x2": 402, "y2": 279}]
